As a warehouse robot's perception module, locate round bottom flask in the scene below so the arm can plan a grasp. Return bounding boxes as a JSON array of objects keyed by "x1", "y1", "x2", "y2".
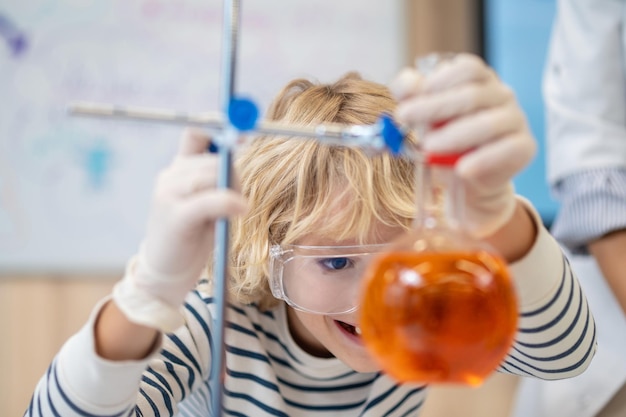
[{"x1": 359, "y1": 153, "x2": 518, "y2": 386}]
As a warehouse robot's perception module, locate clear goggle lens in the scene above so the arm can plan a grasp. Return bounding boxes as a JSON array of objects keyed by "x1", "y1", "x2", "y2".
[{"x1": 269, "y1": 244, "x2": 389, "y2": 315}]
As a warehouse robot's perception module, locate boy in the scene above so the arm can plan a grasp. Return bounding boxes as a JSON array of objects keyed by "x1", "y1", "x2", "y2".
[{"x1": 27, "y1": 54, "x2": 596, "y2": 416}]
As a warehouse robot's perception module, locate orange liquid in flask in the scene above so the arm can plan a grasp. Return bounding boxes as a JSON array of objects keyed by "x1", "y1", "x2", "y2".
[
  {"x1": 360, "y1": 249, "x2": 518, "y2": 386},
  {"x1": 359, "y1": 53, "x2": 519, "y2": 386}
]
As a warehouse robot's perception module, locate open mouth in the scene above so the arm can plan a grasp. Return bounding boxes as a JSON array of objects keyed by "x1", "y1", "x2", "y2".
[{"x1": 336, "y1": 320, "x2": 362, "y2": 337}]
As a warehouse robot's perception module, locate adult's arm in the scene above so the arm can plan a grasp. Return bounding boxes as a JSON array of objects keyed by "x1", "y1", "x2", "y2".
[{"x1": 545, "y1": 0, "x2": 626, "y2": 315}]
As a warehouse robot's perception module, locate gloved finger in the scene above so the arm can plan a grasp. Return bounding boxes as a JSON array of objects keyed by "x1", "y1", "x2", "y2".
[
  {"x1": 396, "y1": 79, "x2": 512, "y2": 127},
  {"x1": 177, "y1": 171, "x2": 219, "y2": 198},
  {"x1": 179, "y1": 189, "x2": 248, "y2": 225},
  {"x1": 177, "y1": 128, "x2": 213, "y2": 156},
  {"x1": 422, "y1": 101, "x2": 526, "y2": 154},
  {"x1": 154, "y1": 162, "x2": 217, "y2": 199},
  {"x1": 455, "y1": 131, "x2": 536, "y2": 190},
  {"x1": 159, "y1": 153, "x2": 241, "y2": 197},
  {"x1": 171, "y1": 153, "x2": 220, "y2": 172},
  {"x1": 388, "y1": 67, "x2": 424, "y2": 101},
  {"x1": 418, "y1": 54, "x2": 497, "y2": 93},
  {"x1": 180, "y1": 168, "x2": 244, "y2": 197},
  {"x1": 390, "y1": 55, "x2": 492, "y2": 102}
]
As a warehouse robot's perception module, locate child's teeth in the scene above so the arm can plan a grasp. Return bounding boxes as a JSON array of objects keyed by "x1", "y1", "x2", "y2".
[{"x1": 355, "y1": 326, "x2": 362, "y2": 335}]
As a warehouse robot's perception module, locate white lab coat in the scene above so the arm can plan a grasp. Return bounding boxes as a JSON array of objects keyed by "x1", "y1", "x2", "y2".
[
  {"x1": 511, "y1": 0, "x2": 626, "y2": 416},
  {"x1": 544, "y1": 0, "x2": 626, "y2": 182}
]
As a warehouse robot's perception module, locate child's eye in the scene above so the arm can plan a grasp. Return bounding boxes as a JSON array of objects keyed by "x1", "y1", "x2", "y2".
[{"x1": 319, "y1": 257, "x2": 353, "y2": 271}]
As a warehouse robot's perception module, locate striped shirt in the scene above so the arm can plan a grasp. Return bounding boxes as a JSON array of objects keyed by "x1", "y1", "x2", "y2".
[
  {"x1": 25, "y1": 219, "x2": 597, "y2": 416},
  {"x1": 551, "y1": 168, "x2": 626, "y2": 254}
]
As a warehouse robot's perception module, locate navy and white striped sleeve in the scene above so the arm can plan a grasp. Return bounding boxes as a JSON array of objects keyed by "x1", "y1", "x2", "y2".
[
  {"x1": 498, "y1": 201, "x2": 597, "y2": 380},
  {"x1": 25, "y1": 297, "x2": 157, "y2": 417},
  {"x1": 136, "y1": 291, "x2": 214, "y2": 416},
  {"x1": 24, "y1": 292, "x2": 214, "y2": 417},
  {"x1": 551, "y1": 168, "x2": 626, "y2": 254}
]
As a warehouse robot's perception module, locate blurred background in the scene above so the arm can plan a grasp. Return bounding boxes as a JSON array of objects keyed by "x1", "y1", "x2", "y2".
[{"x1": 0, "y1": 0, "x2": 557, "y2": 415}]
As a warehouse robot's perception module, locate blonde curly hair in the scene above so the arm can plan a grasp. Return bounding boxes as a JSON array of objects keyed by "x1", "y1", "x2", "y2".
[{"x1": 204, "y1": 72, "x2": 417, "y2": 309}]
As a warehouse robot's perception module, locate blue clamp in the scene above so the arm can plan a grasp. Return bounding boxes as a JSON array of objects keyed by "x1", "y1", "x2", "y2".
[
  {"x1": 228, "y1": 97, "x2": 259, "y2": 132},
  {"x1": 208, "y1": 142, "x2": 220, "y2": 153},
  {"x1": 379, "y1": 114, "x2": 404, "y2": 155}
]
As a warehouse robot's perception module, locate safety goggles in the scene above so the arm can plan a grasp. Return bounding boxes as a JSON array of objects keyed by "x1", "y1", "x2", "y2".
[{"x1": 269, "y1": 243, "x2": 389, "y2": 315}]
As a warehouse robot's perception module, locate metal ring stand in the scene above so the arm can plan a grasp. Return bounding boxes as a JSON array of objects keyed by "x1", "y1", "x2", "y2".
[{"x1": 68, "y1": 1, "x2": 407, "y2": 414}]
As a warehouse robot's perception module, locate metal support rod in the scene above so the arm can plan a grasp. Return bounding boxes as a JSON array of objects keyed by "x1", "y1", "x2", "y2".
[
  {"x1": 211, "y1": 0, "x2": 240, "y2": 415},
  {"x1": 211, "y1": 143, "x2": 232, "y2": 416},
  {"x1": 67, "y1": 102, "x2": 387, "y2": 151}
]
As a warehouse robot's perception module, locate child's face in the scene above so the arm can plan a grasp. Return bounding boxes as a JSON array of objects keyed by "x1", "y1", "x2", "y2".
[
  {"x1": 283, "y1": 223, "x2": 404, "y2": 372},
  {"x1": 287, "y1": 301, "x2": 379, "y2": 371}
]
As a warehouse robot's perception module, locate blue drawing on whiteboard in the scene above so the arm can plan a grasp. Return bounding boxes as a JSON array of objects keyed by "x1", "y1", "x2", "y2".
[
  {"x1": 0, "y1": 12, "x2": 28, "y2": 57},
  {"x1": 84, "y1": 142, "x2": 112, "y2": 190}
]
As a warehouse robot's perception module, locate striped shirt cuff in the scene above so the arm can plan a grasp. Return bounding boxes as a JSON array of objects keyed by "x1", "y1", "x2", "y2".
[
  {"x1": 55, "y1": 297, "x2": 162, "y2": 410},
  {"x1": 551, "y1": 168, "x2": 626, "y2": 254}
]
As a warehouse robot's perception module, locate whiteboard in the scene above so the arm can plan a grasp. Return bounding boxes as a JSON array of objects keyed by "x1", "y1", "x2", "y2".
[{"x1": 0, "y1": 0, "x2": 406, "y2": 273}]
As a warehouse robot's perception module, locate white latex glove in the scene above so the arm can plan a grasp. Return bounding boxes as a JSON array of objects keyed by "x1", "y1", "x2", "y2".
[
  {"x1": 113, "y1": 129, "x2": 247, "y2": 332},
  {"x1": 389, "y1": 53, "x2": 537, "y2": 238}
]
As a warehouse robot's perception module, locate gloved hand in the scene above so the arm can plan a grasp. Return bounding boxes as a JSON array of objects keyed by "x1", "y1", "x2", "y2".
[
  {"x1": 113, "y1": 129, "x2": 248, "y2": 332},
  {"x1": 389, "y1": 53, "x2": 537, "y2": 238}
]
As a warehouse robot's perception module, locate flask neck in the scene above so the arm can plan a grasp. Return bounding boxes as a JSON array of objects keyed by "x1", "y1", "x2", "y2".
[{"x1": 414, "y1": 162, "x2": 464, "y2": 231}]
